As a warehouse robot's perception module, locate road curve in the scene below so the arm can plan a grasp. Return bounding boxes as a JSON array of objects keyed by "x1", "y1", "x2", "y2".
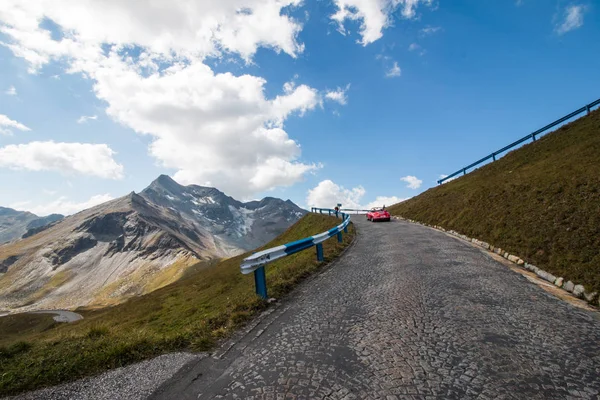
[
  {"x1": 152, "y1": 218, "x2": 600, "y2": 400},
  {"x1": 28, "y1": 310, "x2": 83, "y2": 323}
]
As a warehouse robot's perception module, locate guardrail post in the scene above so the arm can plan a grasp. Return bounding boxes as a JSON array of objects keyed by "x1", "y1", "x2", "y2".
[
  {"x1": 532, "y1": 134, "x2": 536, "y2": 141},
  {"x1": 316, "y1": 243, "x2": 324, "y2": 261},
  {"x1": 587, "y1": 105, "x2": 591, "y2": 115},
  {"x1": 463, "y1": 168, "x2": 466, "y2": 176},
  {"x1": 337, "y1": 231, "x2": 343, "y2": 243},
  {"x1": 328, "y1": 210, "x2": 331, "y2": 216},
  {"x1": 254, "y1": 266, "x2": 268, "y2": 299},
  {"x1": 492, "y1": 153, "x2": 496, "y2": 161}
]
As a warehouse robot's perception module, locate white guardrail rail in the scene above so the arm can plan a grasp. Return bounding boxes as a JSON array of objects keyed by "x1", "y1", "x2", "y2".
[{"x1": 240, "y1": 208, "x2": 351, "y2": 299}]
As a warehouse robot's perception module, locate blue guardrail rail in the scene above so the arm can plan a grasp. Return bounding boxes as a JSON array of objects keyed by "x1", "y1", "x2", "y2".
[
  {"x1": 240, "y1": 208, "x2": 351, "y2": 299},
  {"x1": 439, "y1": 98, "x2": 600, "y2": 184}
]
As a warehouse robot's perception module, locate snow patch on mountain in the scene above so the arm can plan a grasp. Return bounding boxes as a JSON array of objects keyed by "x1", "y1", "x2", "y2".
[{"x1": 228, "y1": 206, "x2": 255, "y2": 237}]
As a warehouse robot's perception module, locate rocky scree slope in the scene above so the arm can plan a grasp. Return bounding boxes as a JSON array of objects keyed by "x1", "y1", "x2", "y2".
[
  {"x1": 0, "y1": 175, "x2": 306, "y2": 312},
  {"x1": 389, "y1": 108, "x2": 600, "y2": 293},
  {"x1": 0, "y1": 207, "x2": 63, "y2": 244}
]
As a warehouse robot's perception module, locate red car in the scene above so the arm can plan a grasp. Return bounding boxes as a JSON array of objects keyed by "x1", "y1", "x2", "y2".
[{"x1": 367, "y1": 207, "x2": 390, "y2": 222}]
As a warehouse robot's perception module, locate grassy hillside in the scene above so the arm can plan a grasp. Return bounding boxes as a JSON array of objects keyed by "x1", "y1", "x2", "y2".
[
  {"x1": 389, "y1": 109, "x2": 600, "y2": 293},
  {"x1": 0, "y1": 213, "x2": 354, "y2": 396}
]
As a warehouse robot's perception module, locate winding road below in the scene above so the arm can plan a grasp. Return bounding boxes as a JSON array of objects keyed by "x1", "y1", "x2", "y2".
[
  {"x1": 0, "y1": 309, "x2": 83, "y2": 323},
  {"x1": 150, "y1": 218, "x2": 600, "y2": 399},
  {"x1": 29, "y1": 310, "x2": 83, "y2": 323}
]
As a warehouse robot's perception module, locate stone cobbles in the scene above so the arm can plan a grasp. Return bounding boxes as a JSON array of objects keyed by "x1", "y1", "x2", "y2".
[{"x1": 153, "y1": 218, "x2": 600, "y2": 400}]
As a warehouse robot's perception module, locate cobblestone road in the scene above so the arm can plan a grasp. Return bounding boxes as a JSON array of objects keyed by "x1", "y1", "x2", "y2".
[{"x1": 152, "y1": 218, "x2": 600, "y2": 400}]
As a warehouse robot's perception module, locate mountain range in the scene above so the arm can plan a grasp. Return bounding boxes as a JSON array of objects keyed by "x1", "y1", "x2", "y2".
[
  {"x1": 0, "y1": 207, "x2": 63, "y2": 244},
  {"x1": 0, "y1": 175, "x2": 306, "y2": 312}
]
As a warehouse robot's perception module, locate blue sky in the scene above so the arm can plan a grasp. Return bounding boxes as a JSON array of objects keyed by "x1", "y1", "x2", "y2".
[{"x1": 0, "y1": 0, "x2": 599, "y2": 215}]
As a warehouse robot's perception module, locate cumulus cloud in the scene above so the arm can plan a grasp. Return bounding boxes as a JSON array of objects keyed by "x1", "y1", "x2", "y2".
[
  {"x1": 0, "y1": 0, "x2": 327, "y2": 198},
  {"x1": 331, "y1": 0, "x2": 434, "y2": 45},
  {"x1": 364, "y1": 196, "x2": 406, "y2": 209},
  {"x1": 306, "y1": 180, "x2": 405, "y2": 209},
  {"x1": 307, "y1": 180, "x2": 366, "y2": 209},
  {"x1": 5, "y1": 86, "x2": 16, "y2": 95},
  {"x1": 400, "y1": 175, "x2": 422, "y2": 189},
  {"x1": 438, "y1": 174, "x2": 458, "y2": 184},
  {"x1": 386, "y1": 61, "x2": 401, "y2": 78},
  {"x1": 408, "y1": 43, "x2": 420, "y2": 51},
  {"x1": 11, "y1": 193, "x2": 114, "y2": 216},
  {"x1": 77, "y1": 115, "x2": 98, "y2": 124},
  {"x1": 325, "y1": 84, "x2": 350, "y2": 105},
  {"x1": 0, "y1": 0, "x2": 305, "y2": 64},
  {"x1": 555, "y1": 5, "x2": 586, "y2": 35},
  {"x1": 95, "y1": 62, "x2": 321, "y2": 196},
  {"x1": 0, "y1": 141, "x2": 124, "y2": 179},
  {"x1": 0, "y1": 114, "x2": 30, "y2": 135}
]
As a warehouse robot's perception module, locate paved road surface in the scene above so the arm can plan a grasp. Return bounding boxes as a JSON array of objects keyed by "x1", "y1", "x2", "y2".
[
  {"x1": 152, "y1": 218, "x2": 600, "y2": 399},
  {"x1": 0, "y1": 309, "x2": 83, "y2": 323},
  {"x1": 29, "y1": 310, "x2": 83, "y2": 322}
]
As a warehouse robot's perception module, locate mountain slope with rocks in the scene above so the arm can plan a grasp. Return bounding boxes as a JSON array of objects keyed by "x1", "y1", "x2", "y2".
[
  {"x1": 0, "y1": 176, "x2": 306, "y2": 312},
  {"x1": 0, "y1": 207, "x2": 63, "y2": 244}
]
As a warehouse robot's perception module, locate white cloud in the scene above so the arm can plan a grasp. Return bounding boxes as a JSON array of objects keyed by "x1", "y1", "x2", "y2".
[
  {"x1": 0, "y1": 0, "x2": 305, "y2": 65},
  {"x1": 306, "y1": 180, "x2": 405, "y2": 209},
  {"x1": 364, "y1": 196, "x2": 406, "y2": 209},
  {"x1": 0, "y1": 0, "x2": 325, "y2": 199},
  {"x1": 0, "y1": 114, "x2": 30, "y2": 135},
  {"x1": 331, "y1": 0, "x2": 434, "y2": 46},
  {"x1": 0, "y1": 141, "x2": 124, "y2": 179},
  {"x1": 96, "y1": 63, "x2": 322, "y2": 197},
  {"x1": 555, "y1": 5, "x2": 586, "y2": 35},
  {"x1": 420, "y1": 26, "x2": 441, "y2": 36},
  {"x1": 438, "y1": 174, "x2": 457, "y2": 184},
  {"x1": 408, "y1": 43, "x2": 420, "y2": 51},
  {"x1": 77, "y1": 115, "x2": 98, "y2": 124},
  {"x1": 307, "y1": 180, "x2": 365, "y2": 209},
  {"x1": 386, "y1": 61, "x2": 401, "y2": 78},
  {"x1": 325, "y1": 84, "x2": 350, "y2": 105},
  {"x1": 400, "y1": 175, "x2": 422, "y2": 189},
  {"x1": 11, "y1": 193, "x2": 114, "y2": 216},
  {"x1": 5, "y1": 85, "x2": 17, "y2": 95}
]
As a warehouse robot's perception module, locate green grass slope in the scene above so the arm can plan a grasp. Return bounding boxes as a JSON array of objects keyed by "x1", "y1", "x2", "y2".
[
  {"x1": 0, "y1": 213, "x2": 354, "y2": 396},
  {"x1": 389, "y1": 109, "x2": 600, "y2": 293}
]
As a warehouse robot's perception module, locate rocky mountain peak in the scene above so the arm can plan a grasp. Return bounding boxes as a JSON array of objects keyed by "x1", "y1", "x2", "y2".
[
  {"x1": 148, "y1": 174, "x2": 182, "y2": 193},
  {"x1": 0, "y1": 175, "x2": 307, "y2": 311}
]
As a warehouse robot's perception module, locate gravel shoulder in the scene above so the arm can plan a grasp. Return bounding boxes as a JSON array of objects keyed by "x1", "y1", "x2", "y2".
[{"x1": 6, "y1": 353, "x2": 202, "y2": 400}]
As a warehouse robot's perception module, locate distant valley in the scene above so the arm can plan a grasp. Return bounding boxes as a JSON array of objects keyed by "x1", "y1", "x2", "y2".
[{"x1": 0, "y1": 175, "x2": 306, "y2": 312}]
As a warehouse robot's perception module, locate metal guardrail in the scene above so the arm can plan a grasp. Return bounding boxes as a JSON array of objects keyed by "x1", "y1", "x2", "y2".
[
  {"x1": 311, "y1": 207, "x2": 371, "y2": 215},
  {"x1": 340, "y1": 209, "x2": 371, "y2": 214},
  {"x1": 240, "y1": 209, "x2": 351, "y2": 299},
  {"x1": 438, "y1": 98, "x2": 600, "y2": 185}
]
